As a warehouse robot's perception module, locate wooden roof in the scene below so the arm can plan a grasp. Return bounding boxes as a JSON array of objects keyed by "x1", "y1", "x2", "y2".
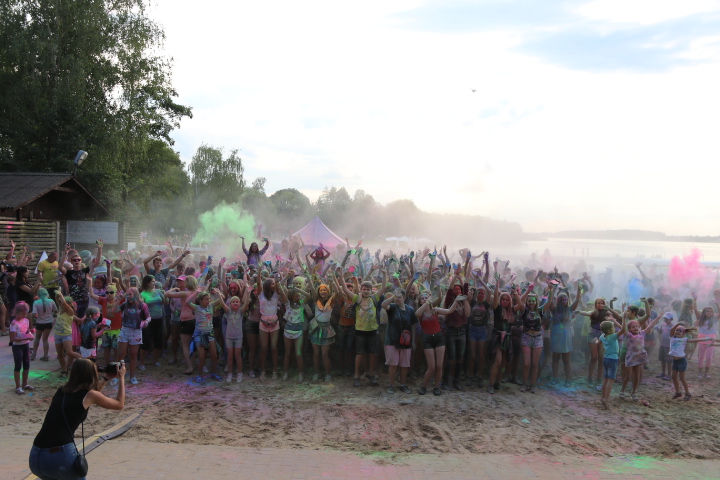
[{"x1": 0, "y1": 172, "x2": 111, "y2": 216}]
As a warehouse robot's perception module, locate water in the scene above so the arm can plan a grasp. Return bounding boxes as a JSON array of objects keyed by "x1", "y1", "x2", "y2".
[{"x1": 490, "y1": 238, "x2": 720, "y2": 265}]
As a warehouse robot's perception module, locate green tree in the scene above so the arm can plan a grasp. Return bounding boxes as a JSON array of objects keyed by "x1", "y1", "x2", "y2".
[
  {"x1": 269, "y1": 188, "x2": 311, "y2": 218},
  {"x1": 0, "y1": 0, "x2": 191, "y2": 211},
  {"x1": 189, "y1": 144, "x2": 245, "y2": 214}
]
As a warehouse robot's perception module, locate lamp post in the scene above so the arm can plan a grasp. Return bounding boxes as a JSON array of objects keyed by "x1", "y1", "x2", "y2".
[{"x1": 73, "y1": 150, "x2": 88, "y2": 176}]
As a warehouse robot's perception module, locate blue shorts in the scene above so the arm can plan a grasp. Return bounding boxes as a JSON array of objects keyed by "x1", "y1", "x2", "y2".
[
  {"x1": 603, "y1": 357, "x2": 619, "y2": 379},
  {"x1": 672, "y1": 357, "x2": 688, "y2": 372},
  {"x1": 468, "y1": 324, "x2": 488, "y2": 342},
  {"x1": 54, "y1": 335, "x2": 73, "y2": 344},
  {"x1": 193, "y1": 331, "x2": 216, "y2": 348}
]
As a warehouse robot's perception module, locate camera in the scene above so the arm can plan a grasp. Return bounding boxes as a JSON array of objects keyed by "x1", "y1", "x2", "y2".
[{"x1": 98, "y1": 361, "x2": 124, "y2": 375}]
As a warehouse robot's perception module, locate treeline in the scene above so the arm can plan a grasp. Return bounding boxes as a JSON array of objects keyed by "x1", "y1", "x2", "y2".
[{"x1": 547, "y1": 230, "x2": 720, "y2": 243}]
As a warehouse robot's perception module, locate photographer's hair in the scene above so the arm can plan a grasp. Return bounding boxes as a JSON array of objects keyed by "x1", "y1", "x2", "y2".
[
  {"x1": 13, "y1": 301, "x2": 30, "y2": 317},
  {"x1": 63, "y1": 358, "x2": 100, "y2": 393},
  {"x1": 141, "y1": 275, "x2": 155, "y2": 292}
]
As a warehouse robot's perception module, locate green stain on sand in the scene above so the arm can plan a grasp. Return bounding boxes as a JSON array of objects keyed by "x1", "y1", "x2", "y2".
[{"x1": 602, "y1": 456, "x2": 669, "y2": 474}]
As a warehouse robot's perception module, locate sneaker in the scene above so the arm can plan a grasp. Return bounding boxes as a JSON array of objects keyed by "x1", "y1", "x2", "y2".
[
  {"x1": 387, "y1": 385, "x2": 396, "y2": 394},
  {"x1": 508, "y1": 377, "x2": 519, "y2": 385},
  {"x1": 453, "y1": 381, "x2": 465, "y2": 391},
  {"x1": 226, "y1": 373, "x2": 233, "y2": 382},
  {"x1": 487, "y1": 385, "x2": 495, "y2": 394},
  {"x1": 155, "y1": 362, "x2": 162, "y2": 367},
  {"x1": 236, "y1": 373, "x2": 243, "y2": 383},
  {"x1": 137, "y1": 365, "x2": 146, "y2": 372},
  {"x1": 282, "y1": 372, "x2": 288, "y2": 381},
  {"x1": 672, "y1": 392, "x2": 682, "y2": 399},
  {"x1": 656, "y1": 374, "x2": 665, "y2": 378},
  {"x1": 683, "y1": 393, "x2": 692, "y2": 401},
  {"x1": 520, "y1": 385, "x2": 529, "y2": 393},
  {"x1": 441, "y1": 383, "x2": 450, "y2": 391},
  {"x1": 210, "y1": 373, "x2": 222, "y2": 381},
  {"x1": 272, "y1": 372, "x2": 277, "y2": 380},
  {"x1": 312, "y1": 374, "x2": 320, "y2": 381},
  {"x1": 418, "y1": 386, "x2": 427, "y2": 395},
  {"x1": 400, "y1": 385, "x2": 412, "y2": 394},
  {"x1": 477, "y1": 378, "x2": 484, "y2": 388},
  {"x1": 224, "y1": 364, "x2": 229, "y2": 373},
  {"x1": 249, "y1": 370, "x2": 256, "y2": 379},
  {"x1": 259, "y1": 372, "x2": 266, "y2": 380},
  {"x1": 297, "y1": 373, "x2": 304, "y2": 382},
  {"x1": 130, "y1": 377, "x2": 139, "y2": 385},
  {"x1": 369, "y1": 375, "x2": 379, "y2": 387},
  {"x1": 194, "y1": 376, "x2": 204, "y2": 384},
  {"x1": 619, "y1": 391, "x2": 626, "y2": 399},
  {"x1": 203, "y1": 366, "x2": 210, "y2": 373},
  {"x1": 324, "y1": 374, "x2": 332, "y2": 382},
  {"x1": 110, "y1": 378, "x2": 119, "y2": 386},
  {"x1": 40, "y1": 356, "x2": 49, "y2": 362},
  {"x1": 564, "y1": 381, "x2": 571, "y2": 387},
  {"x1": 493, "y1": 382, "x2": 500, "y2": 391},
  {"x1": 433, "y1": 387, "x2": 442, "y2": 396},
  {"x1": 353, "y1": 377, "x2": 362, "y2": 387},
  {"x1": 631, "y1": 393, "x2": 638, "y2": 401},
  {"x1": 345, "y1": 369, "x2": 352, "y2": 377},
  {"x1": 529, "y1": 385, "x2": 537, "y2": 394}
]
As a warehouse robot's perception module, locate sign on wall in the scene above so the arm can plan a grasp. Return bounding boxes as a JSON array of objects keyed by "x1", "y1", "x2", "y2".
[{"x1": 66, "y1": 221, "x2": 119, "y2": 244}]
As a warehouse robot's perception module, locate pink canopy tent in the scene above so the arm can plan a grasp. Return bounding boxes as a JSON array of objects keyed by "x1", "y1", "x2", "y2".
[{"x1": 293, "y1": 216, "x2": 345, "y2": 249}]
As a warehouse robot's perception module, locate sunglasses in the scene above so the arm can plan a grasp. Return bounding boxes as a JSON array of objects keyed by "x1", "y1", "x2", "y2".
[{"x1": 72, "y1": 259, "x2": 82, "y2": 262}]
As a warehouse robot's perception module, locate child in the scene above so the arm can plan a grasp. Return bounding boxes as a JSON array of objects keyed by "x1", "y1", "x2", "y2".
[
  {"x1": 54, "y1": 292, "x2": 82, "y2": 375},
  {"x1": 9, "y1": 302, "x2": 35, "y2": 394},
  {"x1": 656, "y1": 312, "x2": 675, "y2": 380},
  {"x1": 79, "y1": 307, "x2": 109, "y2": 361},
  {"x1": 668, "y1": 324, "x2": 719, "y2": 401},
  {"x1": 620, "y1": 308, "x2": 661, "y2": 401},
  {"x1": 277, "y1": 275, "x2": 312, "y2": 382},
  {"x1": 188, "y1": 290, "x2": 225, "y2": 383},
  {"x1": 31, "y1": 288, "x2": 57, "y2": 362},
  {"x1": 599, "y1": 314, "x2": 626, "y2": 410},
  {"x1": 218, "y1": 288, "x2": 251, "y2": 383}
]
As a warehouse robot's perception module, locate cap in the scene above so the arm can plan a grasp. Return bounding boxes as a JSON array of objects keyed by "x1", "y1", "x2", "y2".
[
  {"x1": 663, "y1": 312, "x2": 674, "y2": 319},
  {"x1": 177, "y1": 275, "x2": 187, "y2": 281}
]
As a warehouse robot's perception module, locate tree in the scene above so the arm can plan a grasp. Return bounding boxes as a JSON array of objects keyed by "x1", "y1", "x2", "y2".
[
  {"x1": 189, "y1": 144, "x2": 245, "y2": 214},
  {"x1": 269, "y1": 188, "x2": 311, "y2": 218},
  {"x1": 0, "y1": 0, "x2": 191, "y2": 212}
]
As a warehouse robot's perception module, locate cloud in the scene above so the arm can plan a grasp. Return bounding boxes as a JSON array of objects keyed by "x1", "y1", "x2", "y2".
[{"x1": 394, "y1": 0, "x2": 720, "y2": 72}]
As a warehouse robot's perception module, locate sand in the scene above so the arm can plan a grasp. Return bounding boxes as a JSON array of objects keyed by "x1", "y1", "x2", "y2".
[{"x1": 5, "y1": 358, "x2": 720, "y2": 460}]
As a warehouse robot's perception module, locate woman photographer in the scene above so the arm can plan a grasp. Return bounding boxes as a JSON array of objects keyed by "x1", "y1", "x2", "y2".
[{"x1": 29, "y1": 358, "x2": 125, "y2": 480}]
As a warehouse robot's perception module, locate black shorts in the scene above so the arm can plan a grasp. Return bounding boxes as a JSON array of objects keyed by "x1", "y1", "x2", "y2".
[
  {"x1": 179, "y1": 320, "x2": 196, "y2": 336},
  {"x1": 355, "y1": 329, "x2": 379, "y2": 355},
  {"x1": 337, "y1": 324, "x2": 356, "y2": 351},
  {"x1": 243, "y1": 320, "x2": 260, "y2": 336},
  {"x1": 34, "y1": 323, "x2": 53, "y2": 331},
  {"x1": 212, "y1": 316, "x2": 222, "y2": 330},
  {"x1": 422, "y1": 331, "x2": 445, "y2": 349},
  {"x1": 141, "y1": 317, "x2": 164, "y2": 351}
]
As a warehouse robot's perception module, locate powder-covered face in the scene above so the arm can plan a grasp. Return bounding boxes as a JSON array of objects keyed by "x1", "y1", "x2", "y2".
[
  {"x1": 452, "y1": 285, "x2": 462, "y2": 295},
  {"x1": 477, "y1": 289, "x2": 485, "y2": 300},
  {"x1": 527, "y1": 297, "x2": 537, "y2": 306},
  {"x1": 628, "y1": 321, "x2": 640, "y2": 334},
  {"x1": 595, "y1": 298, "x2": 605, "y2": 310},
  {"x1": 500, "y1": 295, "x2": 511, "y2": 307}
]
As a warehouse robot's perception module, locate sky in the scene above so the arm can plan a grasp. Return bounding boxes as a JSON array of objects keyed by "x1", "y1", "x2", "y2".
[{"x1": 149, "y1": 0, "x2": 720, "y2": 236}]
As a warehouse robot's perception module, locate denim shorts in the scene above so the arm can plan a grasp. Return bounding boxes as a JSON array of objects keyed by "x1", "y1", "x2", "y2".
[
  {"x1": 355, "y1": 329, "x2": 379, "y2": 355},
  {"x1": 603, "y1": 357, "x2": 620, "y2": 380},
  {"x1": 422, "y1": 331, "x2": 445, "y2": 349},
  {"x1": 603, "y1": 357, "x2": 619, "y2": 379},
  {"x1": 193, "y1": 331, "x2": 216, "y2": 348},
  {"x1": 468, "y1": 324, "x2": 487, "y2": 342},
  {"x1": 672, "y1": 357, "x2": 688, "y2": 372},
  {"x1": 118, "y1": 326, "x2": 143, "y2": 346},
  {"x1": 522, "y1": 332, "x2": 543, "y2": 349},
  {"x1": 588, "y1": 328, "x2": 602, "y2": 344},
  {"x1": 54, "y1": 335, "x2": 73, "y2": 345},
  {"x1": 29, "y1": 443, "x2": 82, "y2": 480}
]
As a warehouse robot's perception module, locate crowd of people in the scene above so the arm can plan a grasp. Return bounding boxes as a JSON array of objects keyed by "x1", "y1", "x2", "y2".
[{"x1": 3, "y1": 235, "x2": 720, "y2": 410}]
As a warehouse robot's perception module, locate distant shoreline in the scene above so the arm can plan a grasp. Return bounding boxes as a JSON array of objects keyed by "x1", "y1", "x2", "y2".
[{"x1": 525, "y1": 230, "x2": 720, "y2": 243}]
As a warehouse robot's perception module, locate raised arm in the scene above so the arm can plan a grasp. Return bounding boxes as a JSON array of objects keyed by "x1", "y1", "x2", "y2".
[{"x1": 143, "y1": 250, "x2": 162, "y2": 273}]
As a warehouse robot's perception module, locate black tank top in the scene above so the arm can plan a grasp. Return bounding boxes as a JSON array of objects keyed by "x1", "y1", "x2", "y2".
[{"x1": 33, "y1": 387, "x2": 89, "y2": 448}]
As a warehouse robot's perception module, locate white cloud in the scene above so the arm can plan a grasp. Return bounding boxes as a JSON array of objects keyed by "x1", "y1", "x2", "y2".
[{"x1": 150, "y1": 0, "x2": 720, "y2": 235}]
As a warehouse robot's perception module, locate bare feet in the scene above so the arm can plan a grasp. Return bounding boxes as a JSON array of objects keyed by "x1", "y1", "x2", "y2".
[{"x1": 601, "y1": 398, "x2": 609, "y2": 410}]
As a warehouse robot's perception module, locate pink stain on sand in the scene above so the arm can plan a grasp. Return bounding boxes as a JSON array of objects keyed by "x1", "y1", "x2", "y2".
[{"x1": 667, "y1": 248, "x2": 714, "y2": 292}]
